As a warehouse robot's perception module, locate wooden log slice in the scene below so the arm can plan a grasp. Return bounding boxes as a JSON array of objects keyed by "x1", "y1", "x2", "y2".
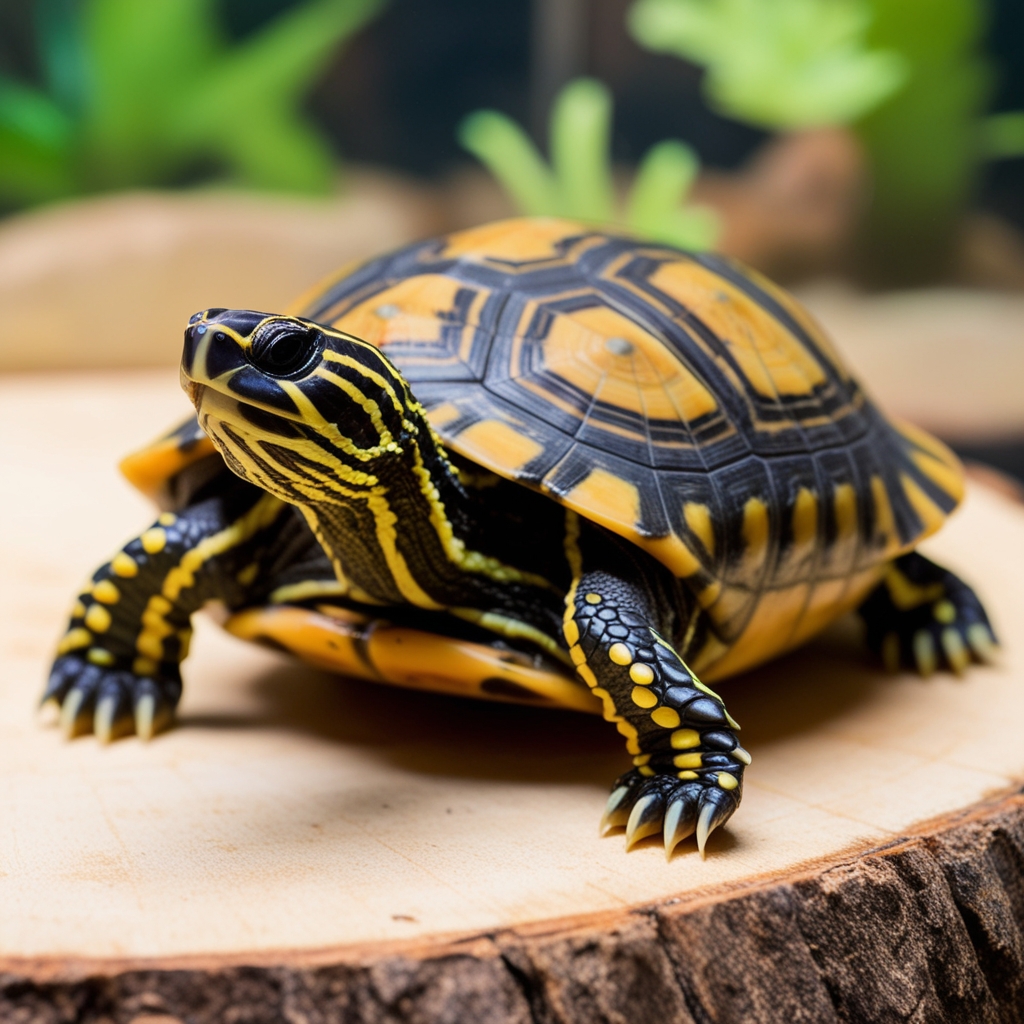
[{"x1": 2, "y1": 371, "x2": 1023, "y2": 1023}]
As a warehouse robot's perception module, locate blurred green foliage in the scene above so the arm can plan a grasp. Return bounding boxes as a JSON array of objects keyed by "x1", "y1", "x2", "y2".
[
  {"x1": 0, "y1": 0, "x2": 385, "y2": 208},
  {"x1": 629, "y1": 0, "x2": 1024, "y2": 285},
  {"x1": 628, "y1": 0, "x2": 908, "y2": 129},
  {"x1": 459, "y1": 78, "x2": 719, "y2": 251}
]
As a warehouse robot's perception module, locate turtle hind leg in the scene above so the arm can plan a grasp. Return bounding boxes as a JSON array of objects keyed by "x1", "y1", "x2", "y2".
[
  {"x1": 859, "y1": 551, "x2": 998, "y2": 676},
  {"x1": 565, "y1": 525, "x2": 748, "y2": 858}
]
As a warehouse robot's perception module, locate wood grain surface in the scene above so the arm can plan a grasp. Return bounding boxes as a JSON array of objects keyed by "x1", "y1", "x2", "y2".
[{"x1": 2, "y1": 370, "x2": 1023, "y2": 1022}]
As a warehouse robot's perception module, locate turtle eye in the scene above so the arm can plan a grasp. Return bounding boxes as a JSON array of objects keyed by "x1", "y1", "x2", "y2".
[{"x1": 247, "y1": 322, "x2": 323, "y2": 379}]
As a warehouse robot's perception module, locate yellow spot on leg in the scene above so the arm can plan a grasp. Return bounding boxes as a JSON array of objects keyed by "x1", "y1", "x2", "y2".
[
  {"x1": 585, "y1": 592, "x2": 602, "y2": 604},
  {"x1": 677, "y1": 770, "x2": 699, "y2": 780},
  {"x1": 111, "y1": 552, "x2": 138, "y2": 578},
  {"x1": 717, "y1": 773, "x2": 739, "y2": 790},
  {"x1": 92, "y1": 580, "x2": 120, "y2": 604},
  {"x1": 670, "y1": 728, "x2": 700, "y2": 749},
  {"x1": 673, "y1": 752, "x2": 703, "y2": 769},
  {"x1": 631, "y1": 686, "x2": 658, "y2": 708},
  {"x1": 158, "y1": 512, "x2": 177, "y2": 526},
  {"x1": 84, "y1": 604, "x2": 111, "y2": 633},
  {"x1": 141, "y1": 527, "x2": 167, "y2": 554},
  {"x1": 72, "y1": 601, "x2": 86, "y2": 618},
  {"x1": 629, "y1": 663, "x2": 654, "y2": 685},
  {"x1": 87, "y1": 648, "x2": 114, "y2": 667},
  {"x1": 563, "y1": 618, "x2": 580, "y2": 647},
  {"x1": 941, "y1": 627, "x2": 969, "y2": 674},
  {"x1": 934, "y1": 600, "x2": 956, "y2": 624},
  {"x1": 651, "y1": 707, "x2": 681, "y2": 729},
  {"x1": 58, "y1": 628, "x2": 92, "y2": 654},
  {"x1": 133, "y1": 657, "x2": 158, "y2": 676},
  {"x1": 569, "y1": 644, "x2": 586, "y2": 666},
  {"x1": 609, "y1": 643, "x2": 633, "y2": 665}
]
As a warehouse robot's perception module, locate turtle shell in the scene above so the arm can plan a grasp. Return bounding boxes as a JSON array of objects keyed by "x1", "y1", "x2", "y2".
[
  {"x1": 123, "y1": 217, "x2": 965, "y2": 683},
  {"x1": 292, "y1": 218, "x2": 966, "y2": 678}
]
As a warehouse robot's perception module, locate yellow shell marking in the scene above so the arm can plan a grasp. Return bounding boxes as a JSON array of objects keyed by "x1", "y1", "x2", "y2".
[
  {"x1": 870, "y1": 476, "x2": 899, "y2": 555},
  {"x1": 742, "y1": 497, "x2": 769, "y2": 572},
  {"x1": 791, "y1": 487, "x2": 818, "y2": 550},
  {"x1": 900, "y1": 474, "x2": 948, "y2": 538},
  {"x1": 564, "y1": 469, "x2": 640, "y2": 537},
  {"x1": 684, "y1": 502, "x2": 716, "y2": 556},
  {"x1": 833, "y1": 483, "x2": 857, "y2": 539},
  {"x1": 456, "y1": 419, "x2": 543, "y2": 474}
]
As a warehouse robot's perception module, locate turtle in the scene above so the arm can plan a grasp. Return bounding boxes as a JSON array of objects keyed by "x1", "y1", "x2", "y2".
[{"x1": 44, "y1": 217, "x2": 998, "y2": 858}]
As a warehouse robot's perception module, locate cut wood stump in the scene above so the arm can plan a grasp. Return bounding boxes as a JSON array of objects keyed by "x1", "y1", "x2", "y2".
[{"x1": 2, "y1": 371, "x2": 1023, "y2": 1024}]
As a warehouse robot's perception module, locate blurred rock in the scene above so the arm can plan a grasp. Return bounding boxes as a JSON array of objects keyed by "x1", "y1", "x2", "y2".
[
  {"x1": 955, "y1": 212, "x2": 1024, "y2": 291},
  {"x1": 795, "y1": 281, "x2": 1024, "y2": 442},
  {"x1": 692, "y1": 128, "x2": 867, "y2": 282},
  {"x1": 0, "y1": 170, "x2": 442, "y2": 372}
]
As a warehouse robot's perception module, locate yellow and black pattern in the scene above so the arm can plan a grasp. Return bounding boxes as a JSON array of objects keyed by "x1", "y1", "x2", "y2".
[
  {"x1": 44, "y1": 217, "x2": 994, "y2": 859},
  {"x1": 298, "y1": 218, "x2": 965, "y2": 678},
  {"x1": 44, "y1": 474, "x2": 302, "y2": 741}
]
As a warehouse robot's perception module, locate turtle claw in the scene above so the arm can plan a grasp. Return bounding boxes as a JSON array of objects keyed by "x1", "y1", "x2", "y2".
[
  {"x1": 663, "y1": 796, "x2": 697, "y2": 859},
  {"x1": 600, "y1": 785, "x2": 631, "y2": 834},
  {"x1": 695, "y1": 802, "x2": 717, "y2": 859},
  {"x1": 60, "y1": 687, "x2": 89, "y2": 739},
  {"x1": 624, "y1": 794, "x2": 663, "y2": 850},
  {"x1": 604, "y1": 766, "x2": 743, "y2": 859},
  {"x1": 967, "y1": 623, "x2": 999, "y2": 663},
  {"x1": 861, "y1": 553, "x2": 997, "y2": 677},
  {"x1": 134, "y1": 693, "x2": 156, "y2": 741},
  {"x1": 42, "y1": 655, "x2": 180, "y2": 742}
]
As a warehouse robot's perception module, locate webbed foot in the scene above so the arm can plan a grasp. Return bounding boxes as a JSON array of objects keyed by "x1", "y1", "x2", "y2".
[
  {"x1": 860, "y1": 552, "x2": 998, "y2": 676},
  {"x1": 42, "y1": 655, "x2": 182, "y2": 741}
]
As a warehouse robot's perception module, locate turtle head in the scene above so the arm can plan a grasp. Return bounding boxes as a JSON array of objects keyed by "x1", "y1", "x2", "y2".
[{"x1": 180, "y1": 308, "x2": 422, "y2": 506}]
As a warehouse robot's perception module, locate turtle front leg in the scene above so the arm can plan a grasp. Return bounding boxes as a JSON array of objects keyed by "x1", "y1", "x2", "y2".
[
  {"x1": 44, "y1": 478, "x2": 293, "y2": 741},
  {"x1": 859, "y1": 551, "x2": 998, "y2": 675},
  {"x1": 564, "y1": 522, "x2": 748, "y2": 858}
]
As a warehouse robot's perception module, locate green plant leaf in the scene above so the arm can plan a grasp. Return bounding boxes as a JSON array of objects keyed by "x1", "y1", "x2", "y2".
[
  {"x1": 35, "y1": 0, "x2": 90, "y2": 115},
  {"x1": 0, "y1": 122, "x2": 75, "y2": 203},
  {"x1": 80, "y1": 0, "x2": 220, "y2": 186},
  {"x1": 172, "y1": 0, "x2": 385, "y2": 192},
  {"x1": 627, "y1": 140, "x2": 717, "y2": 249},
  {"x1": 980, "y1": 111, "x2": 1024, "y2": 160},
  {"x1": 629, "y1": 0, "x2": 908, "y2": 129},
  {"x1": 459, "y1": 78, "x2": 718, "y2": 250},
  {"x1": 0, "y1": 77, "x2": 74, "y2": 149},
  {"x1": 458, "y1": 110, "x2": 560, "y2": 215},
  {"x1": 550, "y1": 77, "x2": 615, "y2": 221}
]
